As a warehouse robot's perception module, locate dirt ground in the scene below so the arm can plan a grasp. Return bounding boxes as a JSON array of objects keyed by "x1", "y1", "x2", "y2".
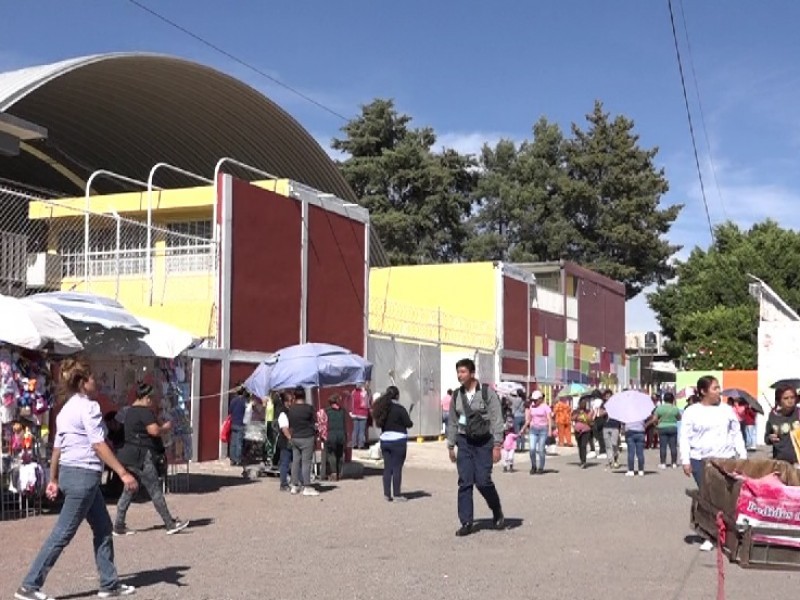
[{"x1": 2, "y1": 445, "x2": 794, "y2": 600}]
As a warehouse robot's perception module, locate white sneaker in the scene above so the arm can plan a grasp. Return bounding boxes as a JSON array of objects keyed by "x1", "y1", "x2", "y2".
[
  {"x1": 587, "y1": 451, "x2": 597, "y2": 459},
  {"x1": 658, "y1": 464, "x2": 666, "y2": 470},
  {"x1": 672, "y1": 463, "x2": 678, "y2": 469},
  {"x1": 290, "y1": 486, "x2": 301, "y2": 495},
  {"x1": 625, "y1": 471, "x2": 635, "y2": 477},
  {"x1": 699, "y1": 540, "x2": 714, "y2": 552},
  {"x1": 302, "y1": 487, "x2": 320, "y2": 497},
  {"x1": 166, "y1": 519, "x2": 190, "y2": 535},
  {"x1": 97, "y1": 584, "x2": 136, "y2": 597},
  {"x1": 638, "y1": 471, "x2": 645, "y2": 477},
  {"x1": 598, "y1": 453, "x2": 607, "y2": 459}
]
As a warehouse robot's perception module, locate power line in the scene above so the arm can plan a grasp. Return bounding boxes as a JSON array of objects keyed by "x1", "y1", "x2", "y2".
[
  {"x1": 678, "y1": 0, "x2": 728, "y2": 221},
  {"x1": 124, "y1": 0, "x2": 350, "y2": 121},
  {"x1": 667, "y1": 0, "x2": 715, "y2": 244}
]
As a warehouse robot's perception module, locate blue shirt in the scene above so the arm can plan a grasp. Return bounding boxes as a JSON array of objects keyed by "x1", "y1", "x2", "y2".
[{"x1": 229, "y1": 395, "x2": 247, "y2": 427}]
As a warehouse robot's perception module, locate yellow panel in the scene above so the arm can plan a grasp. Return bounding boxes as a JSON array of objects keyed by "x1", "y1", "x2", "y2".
[
  {"x1": 566, "y1": 275, "x2": 575, "y2": 296},
  {"x1": 534, "y1": 336, "x2": 543, "y2": 356},
  {"x1": 29, "y1": 178, "x2": 292, "y2": 220},
  {"x1": 369, "y1": 263, "x2": 497, "y2": 348}
]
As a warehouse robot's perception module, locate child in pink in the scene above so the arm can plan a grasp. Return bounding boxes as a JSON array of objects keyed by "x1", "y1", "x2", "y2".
[{"x1": 502, "y1": 431, "x2": 519, "y2": 472}]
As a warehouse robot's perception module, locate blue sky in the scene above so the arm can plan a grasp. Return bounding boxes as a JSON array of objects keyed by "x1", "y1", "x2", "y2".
[{"x1": 3, "y1": 1, "x2": 800, "y2": 333}]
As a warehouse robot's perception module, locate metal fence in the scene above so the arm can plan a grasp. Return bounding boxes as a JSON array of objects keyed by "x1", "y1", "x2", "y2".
[{"x1": 0, "y1": 185, "x2": 219, "y2": 340}]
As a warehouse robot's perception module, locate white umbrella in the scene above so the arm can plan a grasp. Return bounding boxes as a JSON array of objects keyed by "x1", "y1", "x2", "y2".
[
  {"x1": 28, "y1": 291, "x2": 148, "y2": 334},
  {"x1": 135, "y1": 317, "x2": 198, "y2": 359},
  {"x1": 0, "y1": 294, "x2": 83, "y2": 354}
]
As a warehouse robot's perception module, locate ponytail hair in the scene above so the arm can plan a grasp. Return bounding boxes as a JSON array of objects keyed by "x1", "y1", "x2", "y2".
[
  {"x1": 372, "y1": 386, "x2": 400, "y2": 428},
  {"x1": 58, "y1": 355, "x2": 92, "y2": 405},
  {"x1": 696, "y1": 375, "x2": 718, "y2": 400}
]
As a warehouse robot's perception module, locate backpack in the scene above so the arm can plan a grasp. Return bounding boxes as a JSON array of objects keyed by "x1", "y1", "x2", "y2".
[{"x1": 454, "y1": 385, "x2": 492, "y2": 442}]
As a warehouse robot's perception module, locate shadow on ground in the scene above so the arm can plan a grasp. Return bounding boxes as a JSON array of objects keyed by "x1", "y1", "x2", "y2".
[{"x1": 57, "y1": 565, "x2": 191, "y2": 599}]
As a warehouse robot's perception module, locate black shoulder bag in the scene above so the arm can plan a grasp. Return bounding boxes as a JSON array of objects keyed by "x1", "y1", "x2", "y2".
[{"x1": 459, "y1": 385, "x2": 492, "y2": 442}]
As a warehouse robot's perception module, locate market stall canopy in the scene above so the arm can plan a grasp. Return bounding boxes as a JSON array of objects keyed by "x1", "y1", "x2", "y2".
[
  {"x1": 28, "y1": 291, "x2": 148, "y2": 355},
  {"x1": 135, "y1": 316, "x2": 199, "y2": 359},
  {"x1": 244, "y1": 342, "x2": 372, "y2": 398},
  {"x1": 0, "y1": 294, "x2": 83, "y2": 354}
]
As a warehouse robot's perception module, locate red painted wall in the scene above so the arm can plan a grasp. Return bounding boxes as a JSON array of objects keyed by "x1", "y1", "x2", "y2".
[
  {"x1": 576, "y1": 278, "x2": 625, "y2": 353},
  {"x1": 532, "y1": 309, "x2": 566, "y2": 340},
  {"x1": 229, "y1": 362, "x2": 256, "y2": 391},
  {"x1": 503, "y1": 276, "x2": 529, "y2": 352},
  {"x1": 307, "y1": 205, "x2": 366, "y2": 354},
  {"x1": 502, "y1": 357, "x2": 528, "y2": 378},
  {"x1": 229, "y1": 178, "x2": 302, "y2": 352},
  {"x1": 198, "y1": 359, "x2": 221, "y2": 462}
]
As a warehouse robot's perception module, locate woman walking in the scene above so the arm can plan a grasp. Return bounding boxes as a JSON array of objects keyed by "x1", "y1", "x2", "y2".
[
  {"x1": 324, "y1": 395, "x2": 348, "y2": 480},
  {"x1": 679, "y1": 375, "x2": 746, "y2": 551},
  {"x1": 15, "y1": 357, "x2": 139, "y2": 600},
  {"x1": 114, "y1": 383, "x2": 189, "y2": 536},
  {"x1": 373, "y1": 386, "x2": 413, "y2": 501},
  {"x1": 523, "y1": 391, "x2": 551, "y2": 474},
  {"x1": 572, "y1": 396, "x2": 594, "y2": 468},
  {"x1": 654, "y1": 392, "x2": 681, "y2": 469}
]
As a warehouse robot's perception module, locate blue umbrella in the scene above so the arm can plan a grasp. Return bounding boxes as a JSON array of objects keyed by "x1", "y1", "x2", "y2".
[
  {"x1": 557, "y1": 383, "x2": 589, "y2": 398},
  {"x1": 604, "y1": 390, "x2": 654, "y2": 424},
  {"x1": 244, "y1": 342, "x2": 372, "y2": 397}
]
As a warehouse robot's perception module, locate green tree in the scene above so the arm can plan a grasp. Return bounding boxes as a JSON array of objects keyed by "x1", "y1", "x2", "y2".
[
  {"x1": 466, "y1": 102, "x2": 681, "y2": 298},
  {"x1": 332, "y1": 99, "x2": 476, "y2": 264},
  {"x1": 648, "y1": 220, "x2": 800, "y2": 370}
]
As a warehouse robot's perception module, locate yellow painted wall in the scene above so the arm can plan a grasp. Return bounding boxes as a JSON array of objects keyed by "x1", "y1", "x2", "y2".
[
  {"x1": 369, "y1": 263, "x2": 497, "y2": 349},
  {"x1": 28, "y1": 179, "x2": 290, "y2": 219}
]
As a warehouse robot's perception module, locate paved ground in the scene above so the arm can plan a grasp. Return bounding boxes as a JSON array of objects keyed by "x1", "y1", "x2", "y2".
[{"x1": 2, "y1": 444, "x2": 795, "y2": 600}]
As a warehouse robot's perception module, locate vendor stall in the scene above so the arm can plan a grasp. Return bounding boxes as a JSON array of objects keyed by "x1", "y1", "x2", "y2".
[{"x1": 0, "y1": 347, "x2": 57, "y2": 520}]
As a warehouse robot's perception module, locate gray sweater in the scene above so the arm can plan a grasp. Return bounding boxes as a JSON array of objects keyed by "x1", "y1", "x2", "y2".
[{"x1": 446, "y1": 382, "x2": 504, "y2": 447}]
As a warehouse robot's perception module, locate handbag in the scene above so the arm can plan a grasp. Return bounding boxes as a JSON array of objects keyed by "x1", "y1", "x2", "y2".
[
  {"x1": 220, "y1": 415, "x2": 232, "y2": 443},
  {"x1": 459, "y1": 387, "x2": 492, "y2": 442}
]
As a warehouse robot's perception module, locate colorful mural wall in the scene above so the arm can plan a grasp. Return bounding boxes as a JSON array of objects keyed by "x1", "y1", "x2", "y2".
[{"x1": 532, "y1": 337, "x2": 638, "y2": 387}]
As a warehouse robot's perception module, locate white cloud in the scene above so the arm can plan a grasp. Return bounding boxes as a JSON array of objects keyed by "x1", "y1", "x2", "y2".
[{"x1": 436, "y1": 131, "x2": 518, "y2": 157}]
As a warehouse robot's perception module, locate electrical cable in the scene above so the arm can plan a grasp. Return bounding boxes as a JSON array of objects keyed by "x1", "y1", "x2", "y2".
[
  {"x1": 667, "y1": 0, "x2": 716, "y2": 243},
  {"x1": 124, "y1": 0, "x2": 350, "y2": 121}
]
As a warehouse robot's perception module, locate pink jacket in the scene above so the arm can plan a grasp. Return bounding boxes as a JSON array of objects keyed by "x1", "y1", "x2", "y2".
[
  {"x1": 502, "y1": 432, "x2": 519, "y2": 451},
  {"x1": 350, "y1": 389, "x2": 369, "y2": 419}
]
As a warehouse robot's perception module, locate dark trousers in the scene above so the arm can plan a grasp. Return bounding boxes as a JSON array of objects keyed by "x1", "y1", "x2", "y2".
[
  {"x1": 326, "y1": 434, "x2": 346, "y2": 478},
  {"x1": 645, "y1": 425, "x2": 659, "y2": 449},
  {"x1": 456, "y1": 435, "x2": 502, "y2": 525},
  {"x1": 380, "y1": 438, "x2": 407, "y2": 498},
  {"x1": 626, "y1": 431, "x2": 645, "y2": 472},
  {"x1": 576, "y1": 431, "x2": 593, "y2": 464},
  {"x1": 691, "y1": 458, "x2": 704, "y2": 489},
  {"x1": 115, "y1": 452, "x2": 174, "y2": 530},
  {"x1": 658, "y1": 428, "x2": 678, "y2": 465},
  {"x1": 278, "y1": 446, "x2": 292, "y2": 487},
  {"x1": 592, "y1": 424, "x2": 606, "y2": 454}
]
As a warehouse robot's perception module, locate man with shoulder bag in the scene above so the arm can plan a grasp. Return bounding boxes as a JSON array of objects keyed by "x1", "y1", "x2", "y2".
[{"x1": 446, "y1": 358, "x2": 505, "y2": 537}]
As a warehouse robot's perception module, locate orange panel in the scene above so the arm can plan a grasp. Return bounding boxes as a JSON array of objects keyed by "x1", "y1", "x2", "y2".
[{"x1": 722, "y1": 370, "x2": 758, "y2": 397}]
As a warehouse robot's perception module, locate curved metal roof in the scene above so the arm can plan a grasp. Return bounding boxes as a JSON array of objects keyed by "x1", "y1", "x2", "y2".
[{"x1": 0, "y1": 53, "x2": 356, "y2": 201}]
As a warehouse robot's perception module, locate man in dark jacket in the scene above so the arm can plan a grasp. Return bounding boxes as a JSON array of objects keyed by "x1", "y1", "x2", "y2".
[{"x1": 446, "y1": 358, "x2": 505, "y2": 537}]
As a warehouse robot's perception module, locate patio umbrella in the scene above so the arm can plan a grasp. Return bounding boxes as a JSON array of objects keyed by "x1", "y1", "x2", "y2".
[
  {"x1": 135, "y1": 317, "x2": 199, "y2": 359},
  {"x1": 28, "y1": 291, "x2": 149, "y2": 355},
  {"x1": 604, "y1": 390, "x2": 655, "y2": 424},
  {"x1": 557, "y1": 383, "x2": 588, "y2": 398},
  {"x1": 0, "y1": 294, "x2": 83, "y2": 354},
  {"x1": 721, "y1": 388, "x2": 763, "y2": 414},
  {"x1": 771, "y1": 378, "x2": 800, "y2": 390},
  {"x1": 495, "y1": 381, "x2": 525, "y2": 397},
  {"x1": 244, "y1": 342, "x2": 372, "y2": 398}
]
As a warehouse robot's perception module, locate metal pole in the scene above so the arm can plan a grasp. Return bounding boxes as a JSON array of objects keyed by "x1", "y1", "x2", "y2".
[
  {"x1": 146, "y1": 163, "x2": 212, "y2": 306},
  {"x1": 113, "y1": 211, "x2": 121, "y2": 301},
  {"x1": 84, "y1": 170, "x2": 155, "y2": 292}
]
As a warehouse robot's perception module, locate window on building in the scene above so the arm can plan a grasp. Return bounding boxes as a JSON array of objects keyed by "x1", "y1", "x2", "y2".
[{"x1": 59, "y1": 220, "x2": 148, "y2": 278}]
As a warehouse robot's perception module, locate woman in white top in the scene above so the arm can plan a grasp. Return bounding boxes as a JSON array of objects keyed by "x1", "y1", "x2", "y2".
[
  {"x1": 679, "y1": 374, "x2": 746, "y2": 551},
  {"x1": 679, "y1": 375, "x2": 747, "y2": 487}
]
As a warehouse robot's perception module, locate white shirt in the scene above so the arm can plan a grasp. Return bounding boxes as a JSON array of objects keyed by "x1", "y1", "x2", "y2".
[
  {"x1": 679, "y1": 403, "x2": 747, "y2": 465},
  {"x1": 278, "y1": 412, "x2": 289, "y2": 430}
]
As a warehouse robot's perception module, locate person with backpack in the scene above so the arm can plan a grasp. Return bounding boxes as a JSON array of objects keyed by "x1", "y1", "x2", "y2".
[
  {"x1": 446, "y1": 358, "x2": 505, "y2": 537},
  {"x1": 372, "y1": 386, "x2": 413, "y2": 501}
]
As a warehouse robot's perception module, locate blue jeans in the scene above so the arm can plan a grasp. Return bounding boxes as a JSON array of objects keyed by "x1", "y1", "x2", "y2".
[
  {"x1": 456, "y1": 435, "x2": 502, "y2": 526},
  {"x1": 352, "y1": 417, "x2": 367, "y2": 448},
  {"x1": 744, "y1": 425, "x2": 756, "y2": 449},
  {"x1": 626, "y1": 431, "x2": 645, "y2": 472},
  {"x1": 529, "y1": 428, "x2": 548, "y2": 471},
  {"x1": 279, "y1": 446, "x2": 292, "y2": 487},
  {"x1": 691, "y1": 458, "x2": 704, "y2": 489},
  {"x1": 229, "y1": 425, "x2": 245, "y2": 464},
  {"x1": 22, "y1": 466, "x2": 119, "y2": 592},
  {"x1": 514, "y1": 415, "x2": 526, "y2": 450},
  {"x1": 380, "y1": 438, "x2": 408, "y2": 498}
]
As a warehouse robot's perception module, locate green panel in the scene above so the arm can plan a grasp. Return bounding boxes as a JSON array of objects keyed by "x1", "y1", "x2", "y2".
[
  {"x1": 676, "y1": 370, "x2": 723, "y2": 391},
  {"x1": 555, "y1": 342, "x2": 566, "y2": 369}
]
